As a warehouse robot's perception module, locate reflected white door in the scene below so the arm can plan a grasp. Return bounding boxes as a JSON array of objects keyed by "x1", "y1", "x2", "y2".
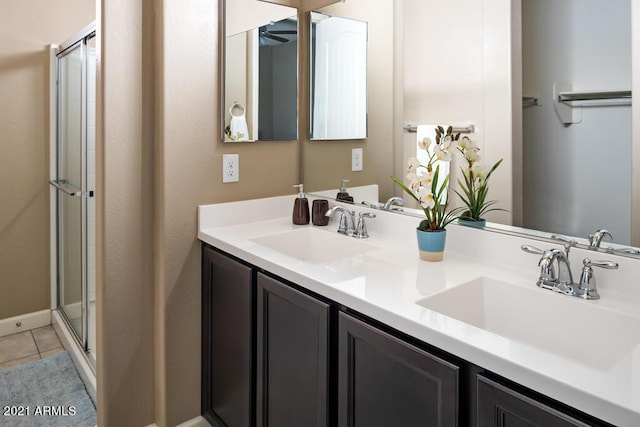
[{"x1": 312, "y1": 15, "x2": 367, "y2": 139}]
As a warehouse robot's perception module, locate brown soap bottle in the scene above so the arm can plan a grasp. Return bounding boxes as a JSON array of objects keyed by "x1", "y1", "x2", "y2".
[{"x1": 292, "y1": 184, "x2": 310, "y2": 225}]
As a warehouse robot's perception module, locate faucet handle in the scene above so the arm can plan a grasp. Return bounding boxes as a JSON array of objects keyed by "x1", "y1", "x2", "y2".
[
  {"x1": 588, "y1": 259, "x2": 619, "y2": 270},
  {"x1": 578, "y1": 258, "x2": 619, "y2": 300},
  {"x1": 521, "y1": 245, "x2": 560, "y2": 288},
  {"x1": 355, "y1": 212, "x2": 376, "y2": 239},
  {"x1": 606, "y1": 246, "x2": 640, "y2": 256},
  {"x1": 521, "y1": 245, "x2": 545, "y2": 255}
]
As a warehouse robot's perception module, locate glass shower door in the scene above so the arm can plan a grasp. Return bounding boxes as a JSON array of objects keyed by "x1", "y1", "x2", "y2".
[{"x1": 52, "y1": 41, "x2": 88, "y2": 349}]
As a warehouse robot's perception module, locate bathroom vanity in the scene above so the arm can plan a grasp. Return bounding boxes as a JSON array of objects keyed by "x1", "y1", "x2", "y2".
[{"x1": 198, "y1": 196, "x2": 640, "y2": 427}]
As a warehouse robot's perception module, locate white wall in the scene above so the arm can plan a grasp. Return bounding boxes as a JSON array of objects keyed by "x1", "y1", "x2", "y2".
[{"x1": 521, "y1": 0, "x2": 632, "y2": 243}]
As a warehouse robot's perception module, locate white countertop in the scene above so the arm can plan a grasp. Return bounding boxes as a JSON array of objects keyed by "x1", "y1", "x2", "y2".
[{"x1": 198, "y1": 195, "x2": 640, "y2": 426}]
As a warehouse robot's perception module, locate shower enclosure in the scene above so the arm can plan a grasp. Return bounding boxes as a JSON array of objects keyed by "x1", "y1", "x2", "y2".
[{"x1": 49, "y1": 23, "x2": 96, "y2": 375}]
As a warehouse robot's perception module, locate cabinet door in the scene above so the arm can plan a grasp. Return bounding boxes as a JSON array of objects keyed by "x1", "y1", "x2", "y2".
[
  {"x1": 477, "y1": 375, "x2": 593, "y2": 427},
  {"x1": 256, "y1": 272, "x2": 331, "y2": 427},
  {"x1": 202, "y1": 246, "x2": 254, "y2": 427},
  {"x1": 338, "y1": 312, "x2": 459, "y2": 427}
]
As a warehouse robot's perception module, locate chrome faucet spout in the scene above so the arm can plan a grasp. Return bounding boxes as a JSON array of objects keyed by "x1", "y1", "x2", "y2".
[
  {"x1": 326, "y1": 206, "x2": 356, "y2": 236},
  {"x1": 588, "y1": 229, "x2": 613, "y2": 249},
  {"x1": 382, "y1": 197, "x2": 404, "y2": 210},
  {"x1": 546, "y1": 249, "x2": 573, "y2": 285}
]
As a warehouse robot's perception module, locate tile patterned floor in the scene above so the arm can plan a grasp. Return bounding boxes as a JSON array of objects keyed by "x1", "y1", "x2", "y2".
[{"x1": 0, "y1": 326, "x2": 64, "y2": 371}]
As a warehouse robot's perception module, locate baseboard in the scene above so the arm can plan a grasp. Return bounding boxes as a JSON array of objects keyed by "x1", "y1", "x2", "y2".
[
  {"x1": 0, "y1": 309, "x2": 51, "y2": 338},
  {"x1": 144, "y1": 416, "x2": 210, "y2": 427}
]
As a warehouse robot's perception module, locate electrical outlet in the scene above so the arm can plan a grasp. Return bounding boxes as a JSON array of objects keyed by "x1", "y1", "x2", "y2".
[
  {"x1": 222, "y1": 154, "x2": 239, "y2": 183},
  {"x1": 352, "y1": 148, "x2": 363, "y2": 171}
]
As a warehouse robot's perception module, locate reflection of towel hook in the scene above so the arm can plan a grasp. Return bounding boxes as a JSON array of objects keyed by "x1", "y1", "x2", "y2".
[{"x1": 230, "y1": 101, "x2": 245, "y2": 117}]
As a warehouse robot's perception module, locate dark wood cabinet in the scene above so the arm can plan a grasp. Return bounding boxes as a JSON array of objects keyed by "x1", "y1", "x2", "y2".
[
  {"x1": 338, "y1": 312, "x2": 460, "y2": 427},
  {"x1": 477, "y1": 375, "x2": 607, "y2": 427},
  {"x1": 256, "y1": 273, "x2": 331, "y2": 427},
  {"x1": 202, "y1": 246, "x2": 254, "y2": 427},
  {"x1": 201, "y1": 244, "x2": 613, "y2": 427}
]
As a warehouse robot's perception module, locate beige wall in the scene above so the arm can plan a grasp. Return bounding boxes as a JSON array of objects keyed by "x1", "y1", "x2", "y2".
[
  {"x1": 99, "y1": 0, "x2": 299, "y2": 425},
  {"x1": 97, "y1": 0, "x2": 155, "y2": 424},
  {"x1": 302, "y1": 0, "x2": 396, "y2": 201},
  {"x1": 0, "y1": 1, "x2": 94, "y2": 320}
]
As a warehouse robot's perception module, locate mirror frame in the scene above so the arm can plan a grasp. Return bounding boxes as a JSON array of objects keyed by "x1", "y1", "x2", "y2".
[{"x1": 218, "y1": 0, "x2": 226, "y2": 143}]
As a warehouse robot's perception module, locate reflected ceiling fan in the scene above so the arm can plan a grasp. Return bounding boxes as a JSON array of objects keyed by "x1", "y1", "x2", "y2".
[
  {"x1": 259, "y1": 28, "x2": 297, "y2": 43},
  {"x1": 259, "y1": 19, "x2": 298, "y2": 45}
]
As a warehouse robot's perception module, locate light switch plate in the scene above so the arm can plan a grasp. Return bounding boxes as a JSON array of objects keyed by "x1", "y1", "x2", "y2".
[
  {"x1": 223, "y1": 154, "x2": 239, "y2": 183},
  {"x1": 352, "y1": 148, "x2": 363, "y2": 171}
]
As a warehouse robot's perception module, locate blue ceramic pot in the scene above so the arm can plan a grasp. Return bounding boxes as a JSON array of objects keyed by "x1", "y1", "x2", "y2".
[
  {"x1": 416, "y1": 228, "x2": 447, "y2": 262},
  {"x1": 457, "y1": 218, "x2": 486, "y2": 228}
]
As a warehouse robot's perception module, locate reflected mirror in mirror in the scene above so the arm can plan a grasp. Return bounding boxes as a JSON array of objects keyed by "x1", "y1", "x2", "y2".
[
  {"x1": 303, "y1": 0, "x2": 638, "y2": 256},
  {"x1": 310, "y1": 12, "x2": 367, "y2": 140},
  {"x1": 223, "y1": 0, "x2": 297, "y2": 142}
]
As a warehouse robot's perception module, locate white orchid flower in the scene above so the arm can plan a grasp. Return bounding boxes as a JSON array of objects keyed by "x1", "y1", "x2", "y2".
[
  {"x1": 418, "y1": 189, "x2": 435, "y2": 209},
  {"x1": 458, "y1": 136, "x2": 477, "y2": 151},
  {"x1": 407, "y1": 172, "x2": 420, "y2": 190},
  {"x1": 419, "y1": 173, "x2": 433, "y2": 188},
  {"x1": 434, "y1": 144, "x2": 452, "y2": 161},
  {"x1": 418, "y1": 137, "x2": 431, "y2": 151},
  {"x1": 471, "y1": 163, "x2": 488, "y2": 183},
  {"x1": 465, "y1": 149, "x2": 481, "y2": 163},
  {"x1": 443, "y1": 134, "x2": 459, "y2": 151},
  {"x1": 407, "y1": 157, "x2": 420, "y2": 172}
]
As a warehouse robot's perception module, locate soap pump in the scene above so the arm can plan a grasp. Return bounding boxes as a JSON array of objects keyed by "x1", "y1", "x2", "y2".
[
  {"x1": 336, "y1": 179, "x2": 354, "y2": 203},
  {"x1": 292, "y1": 184, "x2": 310, "y2": 225}
]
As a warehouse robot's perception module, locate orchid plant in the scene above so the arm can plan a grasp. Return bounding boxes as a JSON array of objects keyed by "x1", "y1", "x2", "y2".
[
  {"x1": 455, "y1": 136, "x2": 504, "y2": 221},
  {"x1": 392, "y1": 125, "x2": 465, "y2": 232}
]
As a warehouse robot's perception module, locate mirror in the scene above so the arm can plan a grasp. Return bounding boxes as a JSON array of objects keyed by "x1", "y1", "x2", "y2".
[
  {"x1": 223, "y1": 0, "x2": 297, "y2": 142},
  {"x1": 310, "y1": 12, "x2": 368, "y2": 140},
  {"x1": 302, "y1": 0, "x2": 638, "y2": 257}
]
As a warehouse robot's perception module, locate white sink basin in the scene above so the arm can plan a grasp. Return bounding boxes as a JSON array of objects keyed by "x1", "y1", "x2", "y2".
[
  {"x1": 416, "y1": 277, "x2": 640, "y2": 370},
  {"x1": 250, "y1": 228, "x2": 377, "y2": 264}
]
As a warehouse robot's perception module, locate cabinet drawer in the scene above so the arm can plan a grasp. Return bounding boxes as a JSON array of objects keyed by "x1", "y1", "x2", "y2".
[{"x1": 477, "y1": 375, "x2": 600, "y2": 427}]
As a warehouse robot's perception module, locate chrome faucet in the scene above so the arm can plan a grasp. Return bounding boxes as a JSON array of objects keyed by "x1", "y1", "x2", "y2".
[
  {"x1": 382, "y1": 196, "x2": 404, "y2": 211},
  {"x1": 535, "y1": 247, "x2": 574, "y2": 294},
  {"x1": 588, "y1": 229, "x2": 613, "y2": 249},
  {"x1": 521, "y1": 244, "x2": 618, "y2": 300},
  {"x1": 326, "y1": 206, "x2": 356, "y2": 236}
]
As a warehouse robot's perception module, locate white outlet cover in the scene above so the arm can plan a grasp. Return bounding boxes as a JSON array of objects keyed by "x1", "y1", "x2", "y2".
[
  {"x1": 352, "y1": 148, "x2": 363, "y2": 171},
  {"x1": 223, "y1": 154, "x2": 239, "y2": 183}
]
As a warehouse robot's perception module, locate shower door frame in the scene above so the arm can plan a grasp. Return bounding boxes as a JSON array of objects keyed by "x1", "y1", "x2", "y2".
[{"x1": 49, "y1": 23, "x2": 96, "y2": 354}]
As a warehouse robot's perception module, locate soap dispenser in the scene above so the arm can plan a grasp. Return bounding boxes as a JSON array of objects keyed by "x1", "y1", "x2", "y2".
[
  {"x1": 292, "y1": 184, "x2": 310, "y2": 225},
  {"x1": 336, "y1": 179, "x2": 354, "y2": 203}
]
